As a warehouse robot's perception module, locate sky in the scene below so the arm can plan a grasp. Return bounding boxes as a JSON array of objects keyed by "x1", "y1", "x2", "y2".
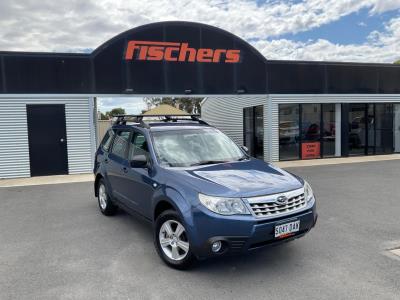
[{"x1": 0, "y1": 0, "x2": 399, "y2": 113}]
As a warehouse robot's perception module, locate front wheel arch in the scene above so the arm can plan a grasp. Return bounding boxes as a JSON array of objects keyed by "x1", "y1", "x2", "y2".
[{"x1": 94, "y1": 174, "x2": 103, "y2": 197}]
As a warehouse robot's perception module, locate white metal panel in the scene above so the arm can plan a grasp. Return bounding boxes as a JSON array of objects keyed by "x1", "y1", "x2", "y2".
[
  {"x1": 65, "y1": 100, "x2": 93, "y2": 174},
  {"x1": 0, "y1": 102, "x2": 30, "y2": 178},
  {"x1": 0, "y1": 97, "x2": 94, "y2": 179}
]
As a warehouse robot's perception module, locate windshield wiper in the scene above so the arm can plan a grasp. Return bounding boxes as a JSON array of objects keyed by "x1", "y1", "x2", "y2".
[
  {"x1": 237, "y1": 156, "x2": 249, "y2": 161},
  {"x1": 190, "y1": 160, "x2": 229, "y2": 166}
]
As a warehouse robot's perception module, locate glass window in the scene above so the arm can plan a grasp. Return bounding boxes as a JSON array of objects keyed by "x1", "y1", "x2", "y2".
[
  {"x1": 111, "y1": 130, "x2": 130, "y2": 159},
  {"x1": 322, "y1": 104, "x2": 335, "y2": 157},
  {"x1": 101, "y1": 129, "x2": 115, "y2": 151},
  {"x1": 243, "y1": 105, "x2": 264, "y2": 159},
  {"x1": 243, "y1": 107, "x2": 254, "y2": 156},
  {"x1": 301, "y1": 104, "x2": 321, "y2": 159},
  {"x1": 279, "y1": 104, "x2": 300, "y2": 160},
  {"x1": 152, "y1": 128, "x2": 244, "y2": 167},
  {"x1": 367, "y1": 104, "x2": 375, "y2": 155},
  {"x1": 254, "y1": 106, "x2": 264, "y2": 159},
  {"x1": 129, "y1": 133, "x2": 150, "y2": 160}
]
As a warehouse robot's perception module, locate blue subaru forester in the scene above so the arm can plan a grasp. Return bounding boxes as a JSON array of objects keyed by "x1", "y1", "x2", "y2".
[{"x1": 94, "y1": 115, "x2": 317, "y2": 269}]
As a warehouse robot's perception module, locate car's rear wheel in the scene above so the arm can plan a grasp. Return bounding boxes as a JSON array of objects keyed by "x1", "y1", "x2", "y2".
[
  {"x1": 154, "y1": 210, "x2": 196, "y2": 269},
  {"x1": 97, "y1": 179, "x2": 118, "y2": 216}
]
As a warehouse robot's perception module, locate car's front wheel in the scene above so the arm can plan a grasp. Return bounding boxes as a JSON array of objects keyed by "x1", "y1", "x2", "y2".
[
  {"x1": 154, "y1": 210, "x2": 196, "y2": 269},
  {"x1": 97, "y1": 179, "x2": 118, "y2": 216}
]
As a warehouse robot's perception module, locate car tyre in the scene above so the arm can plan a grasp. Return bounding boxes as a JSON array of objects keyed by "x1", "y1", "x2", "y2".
[
  {"x1": 154, "y1": 210, "x2": 196, "y2": 270},
  {"x1": 97, "y1": 179, "x2": 118, "y2": 216}
]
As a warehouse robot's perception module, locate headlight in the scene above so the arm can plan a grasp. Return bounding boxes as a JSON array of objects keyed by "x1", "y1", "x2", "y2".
[
  {"x1": 198, "y1": 194, "x2": 250, "y2": 215},
  {"x1": 304, "y1": 181, "x2": 314, "y2": 203}
]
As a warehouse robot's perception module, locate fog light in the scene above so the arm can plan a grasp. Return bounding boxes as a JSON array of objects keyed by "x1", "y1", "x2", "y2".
[{"x1": 211, "y1": 241, "x2": 222, "y2": 253}]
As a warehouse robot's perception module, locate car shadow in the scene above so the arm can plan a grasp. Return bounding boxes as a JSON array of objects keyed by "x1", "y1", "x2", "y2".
[
  {"x1": 192, "y1": 241, "x2": 301, "y2": 273},
  {"x1": 90, "y1": 199, "x2": 305, "y2": 274}
]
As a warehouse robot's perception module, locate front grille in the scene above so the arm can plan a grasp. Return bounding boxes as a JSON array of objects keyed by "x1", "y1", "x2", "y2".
[{"x1": 246, "y1": 188, "x2": 306, "y2": 218}]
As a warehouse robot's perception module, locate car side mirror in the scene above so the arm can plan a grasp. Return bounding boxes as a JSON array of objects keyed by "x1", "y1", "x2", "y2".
[
  {"x1": 240, "y1": 145, "x2": 249, "y2": 153},
  {"x1": 130, "y1": 155, "x2": 148, "y2": 168}
]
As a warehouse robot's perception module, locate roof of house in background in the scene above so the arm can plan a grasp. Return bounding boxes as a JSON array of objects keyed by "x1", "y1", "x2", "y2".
[{"x1": 142, "y1": 104, "x2": 189, "y2": 116}]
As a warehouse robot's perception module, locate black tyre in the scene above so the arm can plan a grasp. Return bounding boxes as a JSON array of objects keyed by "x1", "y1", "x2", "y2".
[
  {"x1": 97, "y1": 179, "x2": 118, "y2": 216},
  {"x1": 154, "y1": 210, "x2": 196, "y2": 270}
]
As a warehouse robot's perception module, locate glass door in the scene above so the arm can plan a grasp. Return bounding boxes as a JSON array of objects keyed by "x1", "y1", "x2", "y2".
[
  {"x1": 375, "y1": 104, "x2": 393, "y2": 154},
  {"x1": 322, "y1": 104, "x2": 336, "y2": 157},
  {"x1": 349, "y1": 104, "x2": 367, "y2": 156},
  {"x1": 348, "y1": 103, "x2": 394, "y2": 156}
]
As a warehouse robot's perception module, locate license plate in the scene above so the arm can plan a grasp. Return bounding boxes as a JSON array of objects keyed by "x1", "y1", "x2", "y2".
[{"x1": 275, "y1": 220, "x2": 300, "y2": 238}]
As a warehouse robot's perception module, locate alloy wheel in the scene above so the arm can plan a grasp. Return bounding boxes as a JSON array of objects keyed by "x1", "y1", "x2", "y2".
[
  {"x1": 159, "y1": 220, "x2": 190, "y2": 261},
  {"x1": 98, "y1": 184, "x2": 107, "y2": 210}
]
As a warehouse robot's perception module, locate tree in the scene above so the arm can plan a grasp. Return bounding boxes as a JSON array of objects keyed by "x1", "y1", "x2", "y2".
[
  {"x1": 99, "y1": 112, "x2": 108, "y2": 120},
  {"x1": 97, "y1": 107, "x2": 126, "y2": 120},
  {"x1": 105, "y1": 107, "x2": 126, "y2": 118},
  {"x1": 142, "y1": 97, "x2": 203, "y2": 114},
  {"x1": 395, "y1": 60, "x2": 400, "y2": 64}
]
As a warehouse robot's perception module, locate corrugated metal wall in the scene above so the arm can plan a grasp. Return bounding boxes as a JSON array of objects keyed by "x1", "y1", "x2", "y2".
[
  {"x1": 201, "y1": 95, "x2": 270, "y2": 160},
  {"x1": 0, "y1": 97, "x2": 95, "y2": 179},
  {"x1": 0, "y1": 100, "x2": 30, "y2": 178}
]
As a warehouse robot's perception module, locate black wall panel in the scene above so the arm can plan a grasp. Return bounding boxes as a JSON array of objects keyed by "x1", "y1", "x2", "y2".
[
  {"x1": 267, "y1": 62, "x2": 326, "y2": 93},
  {"x1": 326, "y1": 64, "x2": 378, "y2": 93},
  {"x1": 0, "y1": 21, "x2": 399, "y2": 95},
  {"x1": 378, "y1": 66, "x2": 400, "y2": 93},
  {"x1": 3, "y1": 55, "x2": 91, "y2": 93}
]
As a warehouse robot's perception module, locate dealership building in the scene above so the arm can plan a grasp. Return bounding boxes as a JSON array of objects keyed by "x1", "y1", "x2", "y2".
[{"x1": 0, "y1": 21, "x2": 399, "y2": 179}]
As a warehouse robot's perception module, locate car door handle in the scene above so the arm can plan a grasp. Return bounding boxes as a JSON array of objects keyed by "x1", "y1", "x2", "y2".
[{"x1": 123, "y1": 167, "x2": 128, "y2": 173}]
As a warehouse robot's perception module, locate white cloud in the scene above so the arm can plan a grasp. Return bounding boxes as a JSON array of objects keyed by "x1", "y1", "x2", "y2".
[
  {"x1": 369, "y1": 0, "x2": 400, "y2": 14},
  {"x1": 253, "y1": 15, "x2": 400, "y2": 63},
  {"x1": 98, "y1": 97, "x2": 146, "y2": 114},
  {"x1": 0, "y1": 0, "x2": 399, "y2": 62}
]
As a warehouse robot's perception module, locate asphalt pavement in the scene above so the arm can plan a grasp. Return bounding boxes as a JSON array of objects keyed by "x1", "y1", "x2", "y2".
[{"x1": 1, "y1": 160, "x2": 400, "y2": 299}]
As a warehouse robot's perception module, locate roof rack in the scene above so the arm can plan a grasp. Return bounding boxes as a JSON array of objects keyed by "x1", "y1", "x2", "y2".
[{"x1": 112, "y1": 114, "x2": 209, "y2": 128}]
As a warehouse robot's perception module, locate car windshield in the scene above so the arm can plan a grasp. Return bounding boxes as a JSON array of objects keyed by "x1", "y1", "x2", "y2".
[{"x1": 151, "y1": 128, "x2": 246, "y2": 167}]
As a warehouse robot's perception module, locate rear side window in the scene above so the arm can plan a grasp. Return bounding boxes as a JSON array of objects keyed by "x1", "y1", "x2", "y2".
[
  {"x1": 111, "y1": 130, "x2": 131, "y2": 159},
  {"x1": 101, "y1": 129, "x2": 115, "y2": 151}
]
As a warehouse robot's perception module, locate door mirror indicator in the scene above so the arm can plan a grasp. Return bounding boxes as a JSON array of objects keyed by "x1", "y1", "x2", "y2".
[{"x1": 130, "y1": 155, "x2": 148, "y2": 168}]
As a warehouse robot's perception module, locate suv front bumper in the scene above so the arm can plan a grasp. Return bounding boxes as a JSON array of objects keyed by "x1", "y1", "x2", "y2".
[{"x1": 188, "y1": 201, "x2": 317, "y2": 259}]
